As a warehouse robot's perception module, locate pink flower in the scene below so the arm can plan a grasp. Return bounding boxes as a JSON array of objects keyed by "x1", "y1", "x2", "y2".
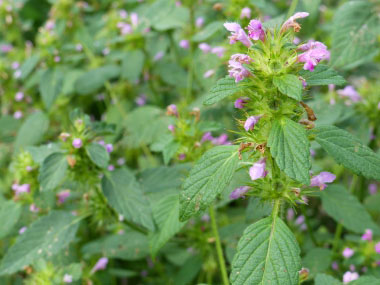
[
  {"x1": 212, "y1": 134, "x2": 230, "y2": 145},
  {"x1": 198, "y1": 43, "x2": 211, "y2": 53},
  {"x1": 211, "y1": 46, "x2": 226, "y2": 58},
  {"x1": 168, "y1": 124, "x2": 175, "y2": 133},
  {"x1": 178, "y1": 153, "x2": 186, "y2": 160},
  {"x1": 76, "y1": 44, "x2": 83, "y2": 51},
  {"x1": 244, "y1": 115, "x2": 261, "y2": 131},
  {"x1": 11, "y1": 61, "x2": 20, "y2": 69},
  {"x1": 281, "y1": 12, "x2": 309, "y2": 33},
  {"x1": 293, "y1": 37, "x2": 301, "y2": 45},
  {"x1": 54, "y1": 56, "x2": 61, "y2": 63},
  {"x1": 12, "y1": 183, "x2": 31, "y2": 196},
  {"x1": 14, "y1": 70, "x2": 22, "y2": 78},
  {"x1": 201, "y1": 132, "x2": 213, "y2": 142},
  {"x1": 19, "y1": 226, "x2": 27, "y2": 235},
  {"x1": 108, "y1": 165, "x2": 115, "y2": 171},
  {"x1": 13, "y1": 111, "x2": 23, "y2": 119},
  {"x1": 361, "y1": 229, "x2": 373, "y2": 241},
  {"x1": 343, "y1": 247, "x2": 354, "y2": 259},
  {"x1": 105, "y1": 144, "x2": 113, "y2": 153},
  {"x1": 234, "y1": 97, "x2": 248, "y2": 109},
  {"x1": 63, "y1": 274, "x2": 73, "y2": 283},
  {"x1": 196, "y1": 17, "x2": 204, "y2": 28},
  {"x1": 130, "y1": 13, "x2": 138, "y2": 27},
  {"x1": 118, "y1": 22, "x2": 132, "y2": 35},
  {"x1": 91, "y1": 257, "x2": 108, "y2": 274},
  {"x1": 0, "y1": 44, "x2": 13, "y2": 53},
  {"x1": 230, "y1": 186, "x2": 250, "y2": 200},
  {"x1": 179, "y1": 40, "x2": 189, "y2": 49},
  {"x1": 166, "y1": 104, "x2": 178, "y2": 116},
  {"x1": 343, "y1": 271, "x2": 359, "y2": 284},
  {"x1": 117, "y1": 158, "x2": 125, "y2": 165},
  {"x1": 135, "y1": 94, "x2": 147, "y2": 106},
  {"x1": 224, "y1": 22, "x2": 252, "y2": 47},
  {"x1": 295, "y1": 215, "x2": 305, "y2": 225},
  {"x1": 153, "y1": 51, "x2": 164, "y2": 61},
  {"x1": 102, "y1": 47, "x2": 110, "y2": 55},
  {"x1": 249, "y1": 158, "x2": 267, "y2": 180},
  {"x1": 332, "y1": 261, "x2": 339, "y2": 271},
  {"x1": 45, "y1": 20, "x2": 55, "y2": 30},
  {"x1": 72, "y1": 138, "x2": 83, "y2": 149},
  {"x1": 287, "y1": 208, "x2": 295, "y2": 221},
  {"x1": 369, "y1": 183, "x2": 377, "y2": 195},
  {"x1": 57, "y1": 190, "x2": 71, "y2": 204},
  {"x1": 247, "y1": 19, "x2": 265, "y2": 41},
  {"x1": 310, "y1": 171, "x2": 336, "y2": 190},
  {"x1": 375, "y1": 242, "x2": 380, "y2": 254},
  {"x1": 15, "y1": 91, "x2": 24, "y2": 101},
  {"x1": 203, "y1": 69, "x2": 215, "y2": 78},
  {"x1": 29, "y1": 204, "x2": 40, "y2": 213},
  {"x1": 337, "y1": 86, "x2": 362, "y2": 102},
  {"x1": 298, "y1": 41, "x2": 330, "y2": 71},
  {"x1": 228, "y1": 53, "x2": 253, "y2": 82},
  {"x1": 240, "y1": 7, "x2": 251, "y2": 19},
  {"x1": 119, "y1": 10, "x2": 128, "y2": 19}
]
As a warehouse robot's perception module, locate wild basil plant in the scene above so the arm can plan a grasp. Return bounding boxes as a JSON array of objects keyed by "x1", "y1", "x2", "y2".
[{"x1": 178, "y1": 13, "x2": 380, "y2": 285}]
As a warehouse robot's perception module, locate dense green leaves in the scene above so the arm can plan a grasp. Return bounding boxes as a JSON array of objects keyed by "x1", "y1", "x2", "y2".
[
  {"x1": 19, "y1": 54, "x2": 40, "y2": 80},
  {"x1": 0, "y1": 211, "x2": 80, "y2": 275},
  {"x1": 230, "y1": 216, "x2": 301, "y2": 285},
  {"x1": 85, "y1": 142, "x2": 109, "y2": 168},
  {"x1": 273, "y1": 74, "x2": 302, "y2": 101},
  {"x1": 192, "y1": 21, "x2": 224, "y2": 42},
  {"x1": 39, "y1": 68, "x2": 64, "y2": 110},
  {"x1": 179, "y1": 145, "x2": 239, "y2": 221},
  {"x1": 38, "y1": 152, "x2": 68, "y2": 191},
  {"x1": 299, "y1": 65, "x2": 346, "y2": 86},
  {"x1": 149, "y1": 194, "x2": 185, "y2": 257},
  {"x1": 331, "y1": 1, "x2": 380, "y2": 70},
  {"x1": 74, "y1": 65, "x2": 120, "y2": 95},
  {"x1": 315, "y1": 274, "x2": 341, "y2": 285},
  {"x1": 121, "y1": 50, "x2": 145, "y2": 82},
  {"x1": 102, "y1": 168, "x2": 154, "y2": 231},
  {"x1": 321, "y1": 185, "x2": 380, "y2": 234},
  {"x1": 268, "y1": 118, "x2": 311, "y2": 184},
  {"x1": 203, "y1": 76, "x2": 247, "y2": 105},
  {"x1": 313, "y1": 125, "x2": 380, "y2": 180},
  {"x1": 14, "y1": 111, "x2": 49, "y2": 150},
  {"x1": 303, "y1": 248, "x2": 332, "y2": 277},
  {"x1": 351, "y1": 276, "x2": 380, "y2": 285},
  {"x1": 0, "y1": 201, "x2": 22, "y2": 239}
]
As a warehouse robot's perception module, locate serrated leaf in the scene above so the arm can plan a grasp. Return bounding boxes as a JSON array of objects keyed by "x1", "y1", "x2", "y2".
[
  {"x1": 268, "y1": 118, "x2": 311, "y2": 184},
  {"x1": 153, "y1": 5, "x2": 189, "y2": 31},
  {"x1": 230, "y1": 216, "x2": 301, "y2": 285},
  {"x1": 102, "y1": 168, "x2": 154, "y2": 231},
  {"x1": 203, "y1": 76, "x2": 246, "y2": 105},
  {"x1": 315, "y1": 274, "x2": 341, "y2": 285},
  {"x1": 273, "y1": 74, "x2": 302, "y2": 101},
  {"x1": 299, "y1": 65, "x2": 346, "y2": 86},
  {"x1": 39, "y1": 68, "x2": 64, "y2": 110},
  {"x1": 85, "y1": 142, "x2": 109, "y2": 168},
  {"x1": 19, "y1": 54, "x2": 40, "y2": 80},
  {"x1": 331, "y1": 1, "x2": 380, "y2": 70},
  {"x1": 162, "y1": 140, "x2": 179, "y2": 165},
  {"x1": 0, "y1": 200, "x2": 22, "y2": 239},
  {"x1": 303, "y1": 248, "x2": 332, "y2": 277},
  {"x1": 82, "y1": 231, "x2": 149, "y2": 260},
  {"x1": 149, "y1": 194, "x2": 185, "y2": 257},
  {"x1": 179, "y1": 145, "x2": 239, "y2": 221},
  {"x1": 14, "y1": 111, "x2": 49, "y2": 151},
  {"x1": 38, "y1": 152, "x2": 68, "y2": 191},
  {"x1": 0, "y1": 211, "x2": 80, "y2": 275},
  {"x1": 121, "y1": 50, "x2": 145, "y2": 82},
  {"x1": 351, "y1": 276, "x2": 380, "y2": 285},
  {"x1": 313, "y1": 125, "x2": 380, "y2": 180},
  {"x1": 321, "y1": 185, "x2": 380, "y2": 234},
  {"x1": 192, "y1": 21, "x2": 224, "y2": 42}
]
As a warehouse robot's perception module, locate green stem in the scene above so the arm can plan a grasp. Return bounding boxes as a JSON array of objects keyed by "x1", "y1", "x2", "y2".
[
  {"x1": 209, "y1": 205, "x2": 229, "y2": 285},
  {"x1": 104, "y1": 81, "x2": 128, "y2": 119},
  {"x1": 301, "y1": 205, "x2": 318, "y2": 246},
  {"x1": 272, "y1": 199, "x2": 281, "y2": 218},
  {"x1": 287, "y1": 0, "x2": 299, "y2": 18}
]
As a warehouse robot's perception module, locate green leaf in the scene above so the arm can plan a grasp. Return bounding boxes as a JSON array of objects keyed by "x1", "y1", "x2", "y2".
[
  {"x1": 74, "y1": 65, "x2": 120, "y2": 95},
  {"x1": 102, "y1": 168, "x2": 154, "y2": 231},
  {"x1": 0, "y1": 211, "x2": 80, "y2": 275},
  {"x1": 299, "y1": 65, "x2": 346, "y2": 86},
  {"x1": 273, "y1": 74, "x2": 302, "y2": 101},
  {"x1": 230, "y1": 216, "x2": 301, "y2": 285},
  {"x1": 179, "y1": 145, "x2": 239, "y2": 221},
  {"x1": 351, "y1": 276, "x2": 380, "y2": 285},
  {"x1": 14, "y1": 111, "x2": 49, "y2": 151},
  {"x1": 19, "y1": 54, "x2": 40, "y2": 80},
  {"x1": 331, "y1": 1, "x2": 380, "y2": 70},
  {"x1": 268, "y1": 118, "x2": 311, "y2": 185},
  {"x1": 0, "y1": 200, "x2": 22, "y2": 239},
  {"x1": 192, "y1": 21, "x2": 224, "y2": 42},
  {"x1": 203, "y1": 76, "x2": 247, "y2": 106},
  {"x1": 121, "y1": 50, "x2": 145, "y2": 82},
  {"x1": 38, "y1": 152, "x2": 68, "y2": 191},
  {"x1": 162, "y1": 140, "x2": 179, "y2": 165},
  {"x1": 149, "y1": 194, "x2": 185, "y2": 257},
  {"x1": 303, "y1": 248, "x2": 332, "y2": 277},
  {"x1": 321, "y1": 185, "x2": 380, "y2": 234},
  {"x1": 313, "y1": 125, "x2": 380, "y2": 180},
  {"x1": 26, "y1": 143, "x2": 63, "y2": 164},
  {"x1": 39, "y1": 68, "x2": 64, "y2": 110},
  {"x1": 81, "y1": 231, "x2": 149, "y2": 261},
  {"x1": 85, "y1": 142, "x2": 109, "y2": 168},
  {"x1": 153, "y1": 5, "x2": 189, "y2": 31},
  {"x1": 315, "y1": 274, "x2": 341, "y2": 285}
]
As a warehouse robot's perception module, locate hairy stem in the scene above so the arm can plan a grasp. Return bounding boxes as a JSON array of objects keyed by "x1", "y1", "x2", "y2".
[{"x1": 209, "y1": 205, "x2": 229, "y2": 285}]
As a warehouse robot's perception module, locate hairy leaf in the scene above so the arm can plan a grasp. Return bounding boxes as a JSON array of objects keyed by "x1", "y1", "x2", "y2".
[
  {"x1": 203, "y1": 76, "x2": 247, "y2": 105},
  {"x1": 86, "y1": 142, "x2": 109, "y2": 168},
  {"x1": 0, "y1": 211, "x2": 80, "y2": 275},
  {"x1": 313, "y1": 125, "x2": 380, "y2": 180},
  {"x1": 299, "y1": 65, "x2": 346, "y2": 86},
  {"x1": 230, "y1": 216, "x2": 301, "y2": 285},
  {"x1": 268, "y1": 118, "x2": 311, "y2": 184},
  {"x1": 121, "y1": 50, "x2": 145, "y2": 82},
  {"x1": 303, "y1": 248, "x2": 332, "y2": 277},
  {"x1": 0, "y1": 200, "x2": 22, "y2": 239},
  {"x1": 38, "y1": 152, "x2": 68, "y2": 191},
  {"x1": 315, "y1": 274, "x2": 341, "y2": 285},
  {"x1": 273, "y1": 74, "x2": 302, "y2": 101},
  {"x1": 39, "y1": 68, "x2": 64, "y2": 110},
  {"x1": 192, "y1": 21, "x2": 224, "y2": 42},
  {"x1": 179, "y1": 145, "x2": 239, "y2": 221},
  {"x1": 321, "y1": 185, "x2": 380, "y2": 234}
]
